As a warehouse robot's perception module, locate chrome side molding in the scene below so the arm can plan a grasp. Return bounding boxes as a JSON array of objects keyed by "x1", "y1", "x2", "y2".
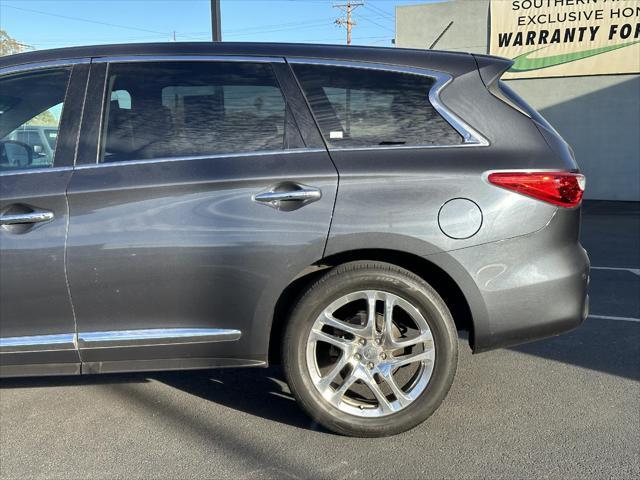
[
  {"x1": 77, "y1": 328, "x2": 241, "y2": 349},
  {"x1": 0, "y1": 166, "x2": 73, "y2": 177},
  {"x1": 0, "y1": 328, "x2": 241, "y2": 354},
  {"x1": 0, "y1": 333, "x2": 76, "y2": 353}
]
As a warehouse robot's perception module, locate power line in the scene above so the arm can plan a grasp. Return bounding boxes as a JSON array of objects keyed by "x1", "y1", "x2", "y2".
[
  {"x1": 367, "y1": 3, "x2": 395, "y2": 21},
  {"x1": 298, "y1": 35, "x2": 392, "y2": 42},
  {"x1": 224, "y1": 23, "x2": 330, "y2": 38},
  {"x1": 224, "y1": 17, "x2": 335, "y2": 34},
  {"x1": 1, "y1": 4, "x2": 168, "y2": 35},
  {"x1": 355, "y1": 13, "x2": 395, "y2": 33},
  {"x1": 178, "y1": 22, "x2": 331, "y2": 39}
]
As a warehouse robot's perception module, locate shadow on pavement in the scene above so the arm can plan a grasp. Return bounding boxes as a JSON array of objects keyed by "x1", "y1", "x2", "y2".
[
  {"x1": 0, "y1": 372, "x2": 150, "y2": 389},
  {"x1": 510, "y1": 317, "x2": 640, "y2": 381},
  {"x1": 0, "y1": 365, "x2": 323, "y2": 433},
  {"x1": 149, "y1": 367, "x2": 323, "y2": 432},
  {"x1": 102, "y1": 379, "x2": 325, "y2": 476}
]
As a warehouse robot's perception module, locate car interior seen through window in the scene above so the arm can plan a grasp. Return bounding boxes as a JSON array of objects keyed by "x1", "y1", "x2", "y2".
[
  {"x1": 292, "y1": 64, "x2": 462, "y2": 148},
  {"x1": 101, "y1": 62, "x2": 304, "y2": 162},
  {"x1": 0, "y1": 68, "x2": 70, "y2": 171}
]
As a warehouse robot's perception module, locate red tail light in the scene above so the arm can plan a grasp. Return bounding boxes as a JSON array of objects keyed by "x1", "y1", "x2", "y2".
[{"x1": 488, "y1": 171, "x2": 586, "y2": 208}]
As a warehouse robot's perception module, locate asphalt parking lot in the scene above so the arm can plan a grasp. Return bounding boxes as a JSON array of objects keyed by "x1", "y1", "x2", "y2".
[{"x1": 1, "y1": 201, "x2": 638, "y2": 479}]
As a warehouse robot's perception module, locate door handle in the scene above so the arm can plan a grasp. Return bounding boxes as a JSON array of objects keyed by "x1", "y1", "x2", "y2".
[
  {"x1": 253, "y1": 189, "x2": 321, "y2": 203},
  {"x1": 252, "y1": 183, "x2": 322, "y2": 211},
  {"x1": 0, "y1": 209, "x2": 54, "y2": 225}
]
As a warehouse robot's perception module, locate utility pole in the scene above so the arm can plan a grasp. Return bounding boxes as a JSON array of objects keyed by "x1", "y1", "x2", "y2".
[
  {"x1": 333, "y1": 2, "x2": 364, "y2": 136},
  {"x1": 334, "y1": 1, "x2": 364, "y2": 46},
  {"x1": 211, "y1": 0, "x2": 222, "y2": 41}
]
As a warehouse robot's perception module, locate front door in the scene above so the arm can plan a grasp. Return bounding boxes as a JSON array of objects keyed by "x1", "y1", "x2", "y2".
[
  {"x1": 0, "y1": 63, "x2": 88, "y2": 376},
  {"x1": 66, "y1": 58, "x2": 337, "y2": 372}
]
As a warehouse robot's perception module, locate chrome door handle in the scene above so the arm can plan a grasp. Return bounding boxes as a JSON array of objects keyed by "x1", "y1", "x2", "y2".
[
  {"x1": 252, "y1": 184, "x2": 322, "y2": 211},
  {"x1": 253, "y1": 189, "x2": 321, "y2": 203},
  {"x1": 0, "y1": 210, "x2": 54, "y2": 225}
]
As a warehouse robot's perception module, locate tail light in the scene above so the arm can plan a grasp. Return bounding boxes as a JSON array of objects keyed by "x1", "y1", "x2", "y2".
[{"x1": 488, "y1": 171, "x2": 586, "y2": 208}]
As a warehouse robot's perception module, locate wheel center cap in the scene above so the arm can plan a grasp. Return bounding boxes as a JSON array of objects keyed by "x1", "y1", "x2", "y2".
[{"x1": 363, "y1": 345, "x2": 378, "y2": 361}]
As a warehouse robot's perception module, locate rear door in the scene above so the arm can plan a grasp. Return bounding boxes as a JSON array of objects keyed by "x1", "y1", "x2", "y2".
[
  {"x1": 0, "y1": 62, "x2": 88, "y2": 376},
  {"x1": 66, "y1": 57, "x2": 336, "y2": 372}
]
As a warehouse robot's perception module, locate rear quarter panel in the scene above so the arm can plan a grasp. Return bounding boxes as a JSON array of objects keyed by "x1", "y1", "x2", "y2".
[
  {"x1": 324, "y1": 59, "x2": 568, "y2": 258},
  {"x1": 322, "y1": 57, "x2": 583, "y2": 352}
]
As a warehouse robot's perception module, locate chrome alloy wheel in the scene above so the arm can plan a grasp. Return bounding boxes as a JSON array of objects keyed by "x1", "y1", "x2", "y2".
[{"x1": 305, "y1": 290, "x2": 436, "y2": 417}]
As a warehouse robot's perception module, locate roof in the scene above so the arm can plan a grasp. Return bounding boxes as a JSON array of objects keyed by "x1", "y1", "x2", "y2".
[{"x1": 0, "y1": 42, "x2": 477, "y2": 76}]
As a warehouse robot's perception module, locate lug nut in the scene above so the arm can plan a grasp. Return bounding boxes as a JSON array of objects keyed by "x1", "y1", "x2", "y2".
[
  {"x1": 367, "y1": 362, "x2": 375, "y2": 369},
  {"x1": 354, "y1": 353, "x2": 361, "y2": 360},
  {"x1": 375, "y1": 338, "x2": 382, "y2": 345},
  {"x1": 380, "y1": 352, "x2": 387, "y2": 360},
  {"x1": 359, "y1": 338, "x2": 366, "y2": 346}
]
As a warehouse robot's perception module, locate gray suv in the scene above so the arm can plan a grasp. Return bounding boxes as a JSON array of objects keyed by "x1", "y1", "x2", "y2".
[{"x1": 0, "y1": 43, "x2": 589, "y2": 437}]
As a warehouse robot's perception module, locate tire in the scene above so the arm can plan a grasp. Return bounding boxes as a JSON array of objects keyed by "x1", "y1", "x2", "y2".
[{"x1": 283, "y1": 261, "x2": 458, "y2": 437}]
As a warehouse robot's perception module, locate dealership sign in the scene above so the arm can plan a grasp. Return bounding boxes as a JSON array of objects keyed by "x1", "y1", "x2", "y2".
[{"x1": 489, "y1": 0, "x2": 640, "y2": 79}]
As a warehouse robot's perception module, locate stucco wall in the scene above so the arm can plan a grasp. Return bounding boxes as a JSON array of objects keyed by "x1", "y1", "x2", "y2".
[{"x1": 396, "y1": 0, "x2": 640, "y2": 201}]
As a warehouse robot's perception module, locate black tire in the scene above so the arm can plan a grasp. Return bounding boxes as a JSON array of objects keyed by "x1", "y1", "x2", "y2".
[{"x1": 283, "y1": 261, "x2": 458, "y2": 437}]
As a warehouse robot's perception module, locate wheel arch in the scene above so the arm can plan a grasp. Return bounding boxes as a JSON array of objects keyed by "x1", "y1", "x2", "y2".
[{"x1": 268, "y1": 248, "x2": 478, "y2": 364}]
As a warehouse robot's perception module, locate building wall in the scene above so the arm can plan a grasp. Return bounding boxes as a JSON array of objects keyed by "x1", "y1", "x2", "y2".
[{"x1": 396, "y1": 0, "x2": 640, "y2": 201}]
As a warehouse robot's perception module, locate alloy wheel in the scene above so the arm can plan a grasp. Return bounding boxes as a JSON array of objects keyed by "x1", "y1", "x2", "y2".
[{"x1": 305, "y1": 290, "x2": 436, "y2": 417}]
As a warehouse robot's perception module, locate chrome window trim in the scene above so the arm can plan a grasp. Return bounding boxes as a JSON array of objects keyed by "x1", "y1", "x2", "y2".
[
  {"x1": 78, "y1": 328, "x2": 242, "y2": 349},
  {"x1": 0, "y1": 166, "x2": 73, "y2": 177},
  {"x1": 0, "y1": 58, "x2": 90, "y2": 76},
  {"x1": 0, "y1": 333, "x2": 76, "y2": 353},
  {"x1": 92, "y1": 55, "x2": 285, "y2": 64},
  {"x1": 287, "y1": 57, "x2": 490, "y2": 149},
  {"x1": 313, "y1": 143, "x2": 482, "y2": 153},
  {"x1": 76, "y1": 148, "x2": 327, "y2": 170}
]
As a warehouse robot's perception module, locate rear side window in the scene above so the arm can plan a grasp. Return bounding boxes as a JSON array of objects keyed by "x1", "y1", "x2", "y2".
[
  {"x1": 100, "y1": 61, "x2": 303, "y2": 162},
  {"x1": 292, "y1": 64, "x2": 462, "y2": 148}
]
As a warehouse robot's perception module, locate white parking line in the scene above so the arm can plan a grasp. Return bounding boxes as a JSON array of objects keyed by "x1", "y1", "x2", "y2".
[
  {"x1": 589, "y1": 315, "x2": 640, "y2": 323},
  {"x1": 591, "y1": 266, "x2": 640, "y2": 276}
]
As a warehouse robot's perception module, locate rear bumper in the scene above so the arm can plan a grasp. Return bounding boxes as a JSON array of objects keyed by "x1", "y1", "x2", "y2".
[{"x1": 431, "y1": 207, "x2": 590, "y2": 352}]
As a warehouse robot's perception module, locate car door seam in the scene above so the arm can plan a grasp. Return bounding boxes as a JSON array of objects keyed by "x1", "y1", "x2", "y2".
[
  {"x1": 322, "y1": 152, "x2": 340, "y2": 259},
  {"x1": 62, "y1": 193, "x2": 80, "y2": 352},
  {"x1": 282, "y1": 58, "x2": 339, "y2": 258}
]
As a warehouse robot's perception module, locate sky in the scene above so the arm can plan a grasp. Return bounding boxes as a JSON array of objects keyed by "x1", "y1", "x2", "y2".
[{"x1": 0, "y1": 0, "x2": 441, "y2": 51}]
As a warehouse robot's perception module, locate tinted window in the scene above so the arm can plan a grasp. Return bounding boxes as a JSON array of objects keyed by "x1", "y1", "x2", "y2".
[
  {"x1": 45, "y1": 129, "x2": 58, "y2": 149},
  {"x1": 101, "y1": 62, "x2": 303, "y2": 162},
  {"x1": 0, "y1": 69, "x2": 70, "y2": 171},
  {"x1": 293, "y1": 64, "x2": 462, "y2": 148},
  {"x1": 111, "y1": 90, "x2": 131, "y2": 110}
]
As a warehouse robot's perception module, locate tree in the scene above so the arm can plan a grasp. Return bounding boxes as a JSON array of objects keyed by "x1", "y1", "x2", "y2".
[
  {"x1": 0, "y1": 29, "x2": 31, "y2": 56},
  {"x1": 1, "y1": 30, "x2": 55, "y2": 126},
  {"x1": 27, "y1": 111, "x2": 58, "y2": 126}
]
